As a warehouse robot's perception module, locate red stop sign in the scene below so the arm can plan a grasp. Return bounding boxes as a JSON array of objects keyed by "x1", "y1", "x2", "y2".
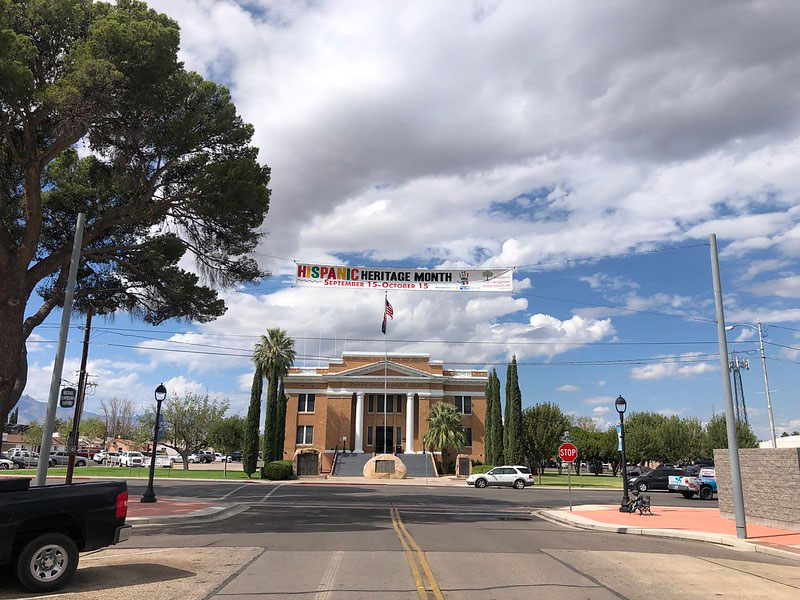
[{"x1": 558, "y1": 442, "x2": 578, "y2": 462}]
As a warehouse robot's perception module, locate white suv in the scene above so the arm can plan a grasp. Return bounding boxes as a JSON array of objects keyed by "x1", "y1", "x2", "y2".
[
  {"x1": 467, "y1": 465, "x2": 534, "y2": 489},
  {"x1": 119, "y1": 451, "x2": 144, "y2": 467}
]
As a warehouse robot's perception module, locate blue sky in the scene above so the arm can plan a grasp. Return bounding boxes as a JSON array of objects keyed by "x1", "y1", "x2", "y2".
[{"x1": 20, "y1": 1, "x2": 800, "y2": 440}]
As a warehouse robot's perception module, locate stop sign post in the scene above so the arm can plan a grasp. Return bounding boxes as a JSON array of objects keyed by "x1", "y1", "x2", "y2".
[{"x1": 558, "y1": 442, "x2": 578, "y2": 511}]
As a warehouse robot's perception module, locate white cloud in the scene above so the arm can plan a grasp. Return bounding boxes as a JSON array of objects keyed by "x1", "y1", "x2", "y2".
[
  {"x1": 593, "y1": 406, "x2": 610, "y2": 414},
  {"x1": 738, "y1": 259, "x2": 791, "y2": 281},
  {"x1": 556, "y1": 384, "x2": 579, "y2": 392},
  {"x1": 583, "y1": 396, "x2": 614, "y2": 405},
  {"x1": 598, "y1": 380, "x2": 607, "y2": 387},
  {"x1": 629, "y1": 353, "x2": 717, "y2": 380},
  {"x1": 751, "y1": 274, "x2": 800, "y2": 299}
]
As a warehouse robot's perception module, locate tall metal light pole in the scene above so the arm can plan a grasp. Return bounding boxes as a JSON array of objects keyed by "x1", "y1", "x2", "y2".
[
  {"x1": 726, "y1": 322, "x2": 776, "y2": 448},
  {"x1": 615, "y1": 395, "x2": 629, "y2": 512},
  {"x1": 36, "y1": 213, "x2": 86, "y2": 487},
  {"x1": 140, "y1": 383, "x2": 167, "y2": 504},
  {"x1": 709, "y1": 234, "x2": 747, "y2": 539}
]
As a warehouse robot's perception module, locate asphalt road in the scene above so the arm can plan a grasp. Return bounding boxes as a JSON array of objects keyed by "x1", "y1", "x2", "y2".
[
  {"x1": 118, "y1": 482, "x2": 800, "y2": 599},
  {"x1": 124, "y1": 479, "x2": 719, "y2": 509}
]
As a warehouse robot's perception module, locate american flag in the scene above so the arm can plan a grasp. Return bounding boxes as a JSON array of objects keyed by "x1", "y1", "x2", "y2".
[{"x1": 381, "y1": 294, "x2": 394, "y2": 334}]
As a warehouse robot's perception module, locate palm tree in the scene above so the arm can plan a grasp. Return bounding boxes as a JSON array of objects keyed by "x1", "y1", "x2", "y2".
[
  {"x1": 253, "y1": 328, "x2": 296, "y2": 462},
  {"x1": 423, "y1": 402, "x2": 466, "y2": 472}
]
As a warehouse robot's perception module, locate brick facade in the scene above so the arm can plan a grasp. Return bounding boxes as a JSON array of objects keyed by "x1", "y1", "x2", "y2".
[
  {"x1": 714, "y1": 448, "x2": 800, "y2": 530},
  {"x1": 282, "y1": 353, "x2": 487, "y2": 469}
]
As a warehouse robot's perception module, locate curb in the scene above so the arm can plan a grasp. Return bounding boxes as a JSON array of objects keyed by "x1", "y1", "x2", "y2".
[
  {"x1": 128, "y1": 502, "x2": 248, "y2": 526},
  {"x1": 537, "y1": 508, "x2": 800, "y2": 563}
]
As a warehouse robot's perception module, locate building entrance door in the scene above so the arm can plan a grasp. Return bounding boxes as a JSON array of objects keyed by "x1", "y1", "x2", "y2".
[{"x1": 375, "y1": 427, "x2": 394, "y2": 454}]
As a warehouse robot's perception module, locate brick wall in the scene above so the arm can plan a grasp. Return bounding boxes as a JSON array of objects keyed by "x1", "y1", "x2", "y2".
[{"x1": 714, "y1": 448, "x2": 800, "y2": 530}]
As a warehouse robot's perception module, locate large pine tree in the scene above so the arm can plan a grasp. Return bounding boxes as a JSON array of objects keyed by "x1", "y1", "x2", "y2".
[
  {"x1": 274, "y1": 378, "x2": 288, "y2": 460},
  {"x1": 489, "y1": 370, "x2": 504, "y2": 465}
]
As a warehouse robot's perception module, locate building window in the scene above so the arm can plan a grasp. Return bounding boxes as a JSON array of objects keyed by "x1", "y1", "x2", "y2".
[
  {"x1": 296, "y1": 425, "x2": 313, "y2": 445},
  {"x1": 397, "y1": 426, "x2": 402, "y2": 444},
  {"x1": 377, "y1": 394, "x2": 385, "y2": 413},
  {"x1": 368, "y1": 395, "x2": 374, "y2": 413},
  {"x1": 298, "y1": 393, "x2": 315, "y2": 413},
  {"x1": 464, "y1": 427, "x2": 472, "y2": 447},
  {"x1": 367, "y1": 426, "x2": 373, "y2": 446},
  {"x1": 386, "y1": 395, "x2": 394, "y2": 413},
  {"x1": 397, "y1": 395, "x2": 403, "y2": 413},
  {"x1": 455, "y1": 396, "x2": 472, "y2": 415}
]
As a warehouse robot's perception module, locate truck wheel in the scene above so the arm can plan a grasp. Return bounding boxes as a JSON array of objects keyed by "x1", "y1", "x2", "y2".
[
  {"x1": 699, "y1": 486, "x2": 714, "y2": 500},
  {"x1": 681, "y1": 491, "x2": 695, "y2": 499},
  {"x1": 15, "y1": 533, "x2": 79, "y2": 593},
  {"x1": 0, "y1": 463, "x2": 8, "y2": 470}
]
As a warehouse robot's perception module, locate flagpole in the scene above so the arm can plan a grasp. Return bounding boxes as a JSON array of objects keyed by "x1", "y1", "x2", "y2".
[{"x1": 384, "y1": 292, "x2": 388, "y2": 455}]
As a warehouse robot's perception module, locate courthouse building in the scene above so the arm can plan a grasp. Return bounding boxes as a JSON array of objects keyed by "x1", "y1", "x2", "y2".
[{"x1": 282, "y1": 352, "x2": 487, "y2": 474}]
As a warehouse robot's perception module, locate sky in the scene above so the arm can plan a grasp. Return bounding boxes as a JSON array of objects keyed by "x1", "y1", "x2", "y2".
[{"x1": 22, "y1": 0, "x2": 800, "y2": 439}]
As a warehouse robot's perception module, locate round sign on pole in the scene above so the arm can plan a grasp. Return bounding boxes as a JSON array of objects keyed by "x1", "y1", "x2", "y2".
[
  {"x1": 558, "y1": 442, "x2": 578, "y2": 463},
  {"x1": 59, "y1": 387, "x2": 77, "y2": 408}
]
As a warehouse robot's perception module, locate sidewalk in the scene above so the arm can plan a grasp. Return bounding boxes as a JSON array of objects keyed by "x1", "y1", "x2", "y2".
[{"x1": 541, "y1": 504, "x2": 800, "y2": 561}]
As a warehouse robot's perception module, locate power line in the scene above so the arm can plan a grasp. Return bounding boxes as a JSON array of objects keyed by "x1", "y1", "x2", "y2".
[
  {"x1": 512, "y1": 290, "x2": 716, "y2": 323},
  {"x1": 253, "y1": 242, "x2": 710, "y2": 270},
  {"x1": 769, "y1": 324, "x2": 800, "y2": 333},
  {"x1": 30, "y1": 327, "x2": 756, "y2": 349}
]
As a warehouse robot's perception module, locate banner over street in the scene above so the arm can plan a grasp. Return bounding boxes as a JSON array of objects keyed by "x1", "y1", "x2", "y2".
[{"x1": 295, "y1": 264, "x2": 513, "y2": 292}]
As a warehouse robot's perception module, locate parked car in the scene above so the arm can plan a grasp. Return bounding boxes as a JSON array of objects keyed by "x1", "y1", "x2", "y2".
[
  {"x1": 467, "y1": 466, "x2": 534, "y2": 489},
  {"x1": 625, "y1": 464, "x2": 650, "y2": 478},
  {"x1": 214, "y1": 452, "x2": 225, "y2": 462},
  {"x1": 92, "y1": 450, "x2": 108, "y2": 464},
  {"x1": 198, "y1": 450, "x2": 215, "y2": 463},
  {"x1": 49, "y1": 451, "x2": 89, "y2": 467},
  {"x1": 0, "y1": 457, "x2": 16, "y2": 470},
  {"x1": 102, "y1": 452, "x2": 121, "y2": 466},
  {"x1": 628, "y1": 465, "x2": 686, "y2": 492},
  {"x1": 7, "y1": 449, "x2": 55, "y2": 468},
  {"x1": 118, "y1": 451, "x2": 144, "y2": 467},
  {"x1": 142, "y1": 454, "x2": 172, "y2": 468},
  {"x1": 0, "y1": 477, "x2": 130, "y2": 593},
  {"x1": 227, "y1": 451, "x2": 242, "y2": 462},
  {"x1": 0, "y1": 452, "x2": 25, "y2": 469}
]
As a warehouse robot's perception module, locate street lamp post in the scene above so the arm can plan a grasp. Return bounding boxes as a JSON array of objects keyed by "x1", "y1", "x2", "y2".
[
  {"x1": 725, "y1": 322, "x2": 776, "y2": 448},
  {"x1": 615, "y1": 395, "x2": 630, "y2": 512},
  {"x1": 140, "y1": 383, "x2": 167, "y2": 504}
]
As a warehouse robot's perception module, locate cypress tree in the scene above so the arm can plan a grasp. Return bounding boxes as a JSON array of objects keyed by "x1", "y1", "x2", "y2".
[
  {"x1": 243, "y1": 367, "x2": 262, "y2": 476},
  {"x1": 503, "y1": 362, "x2": 513, "y2": 460},
  {"x1": 263, "y1": 364, "x2": 279, "y2": 462},
  {"x1": 507, "y1": 356, "x2": 525, "y2": 464},
  {"x1": 274, "y1": 378, "x2": 287, "y2": 460},
  {"x1": 484, "y1": 371, "x2": 494, "y2": 464},
  {"x1": 490, "y1": 370, "x2": 504, "y2": 465}
]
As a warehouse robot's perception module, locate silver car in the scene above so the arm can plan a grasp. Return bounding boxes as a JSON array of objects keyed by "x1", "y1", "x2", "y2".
[{"x1": 467, "y1": 465, "x2": 534, "y2": 489}]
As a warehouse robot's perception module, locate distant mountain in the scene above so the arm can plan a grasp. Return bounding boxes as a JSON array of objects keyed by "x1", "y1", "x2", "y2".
[{"x1": 14, "y1": 394, "x2": 102, "y2": 424}]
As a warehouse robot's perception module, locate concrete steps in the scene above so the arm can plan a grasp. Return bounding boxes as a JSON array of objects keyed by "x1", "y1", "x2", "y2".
[
  {"x1": 333, "y1": 452, "x2": 373, "y2": 476},
  {"x1": 399, "y1": 453, "x2": 435, "y2": 477}
]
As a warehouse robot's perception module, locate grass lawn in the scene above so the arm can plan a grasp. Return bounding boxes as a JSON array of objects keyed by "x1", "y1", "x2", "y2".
[
  {"x1": 534, "y1": 473, "x2": 623, "y2": 488},
  {"x1": 12, "y1": 466, "x2": 252, "y2": 480}
]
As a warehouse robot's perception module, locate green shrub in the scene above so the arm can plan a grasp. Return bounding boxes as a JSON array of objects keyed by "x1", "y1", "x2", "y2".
[
  {"x1": 261, "y1": 460, "x2": 293, "y2": 480},
  {"x1": 472, "y1": 464, "x2": 495, "y2": 474}
]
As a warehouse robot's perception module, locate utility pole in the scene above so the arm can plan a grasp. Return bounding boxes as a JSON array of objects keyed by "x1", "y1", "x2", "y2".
[
  {"x1": 65, "y1": 306, "x2": 92, "y2": 484},
  {"x1": 757, "y1": 321, "x2": 777, "y2": 449},
  {"x1": 709, "y1": 233, "x2": 747, "y2": 539},
  {"x1": 36, "y1": 213, "x2": 86, "y2": 487}
]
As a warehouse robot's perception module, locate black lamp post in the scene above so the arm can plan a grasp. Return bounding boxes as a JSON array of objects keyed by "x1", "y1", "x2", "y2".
[
  {"x1": 615, "y1": 395, "x2": 629, "y2": 512},
  {"x1": 140, "y1": 383, "x2": 167, "y2": 504}
]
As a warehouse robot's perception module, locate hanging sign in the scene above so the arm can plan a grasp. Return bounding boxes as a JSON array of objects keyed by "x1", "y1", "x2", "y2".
[
  {"x1": 616, "y1": 424, "x2": 623, "y2": 452},
  {"x1": 295, "y1": 264, "x2": 513, "y2": 292},
  {"x1": 59, "y1": 387, "x2": 77, "y2": 408}
]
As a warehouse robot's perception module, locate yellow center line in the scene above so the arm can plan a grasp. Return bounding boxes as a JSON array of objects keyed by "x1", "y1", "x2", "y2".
[
  {"x1": 390, "y1": 507, "x2": 429, "y2": 600},
  {"x1": 392, "y1": 507, "x2": 445, "y2": 600}
]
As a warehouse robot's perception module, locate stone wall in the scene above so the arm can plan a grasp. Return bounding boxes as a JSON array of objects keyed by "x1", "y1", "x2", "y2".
[{"x1": 714, "y1": 448, "x2": 800, "y2": 530}]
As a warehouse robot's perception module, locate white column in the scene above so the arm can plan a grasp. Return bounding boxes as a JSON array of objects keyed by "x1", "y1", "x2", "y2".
[
  {"x1": 405, "y1": 392, "x2": 415, "y2": 453},
  {"x1": 354, "y1": 392, "x2": 365, "y2": 453}
]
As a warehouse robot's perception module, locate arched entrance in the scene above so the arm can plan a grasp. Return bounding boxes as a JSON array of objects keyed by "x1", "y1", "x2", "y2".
[{"x1": 294, "y1": 448, "x2": 320, "y2": 476}]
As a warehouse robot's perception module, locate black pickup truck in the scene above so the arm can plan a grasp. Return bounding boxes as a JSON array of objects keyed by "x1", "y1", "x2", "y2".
[{"x1": 0, "y1": 477, "x2": 131, "y2": 593}]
